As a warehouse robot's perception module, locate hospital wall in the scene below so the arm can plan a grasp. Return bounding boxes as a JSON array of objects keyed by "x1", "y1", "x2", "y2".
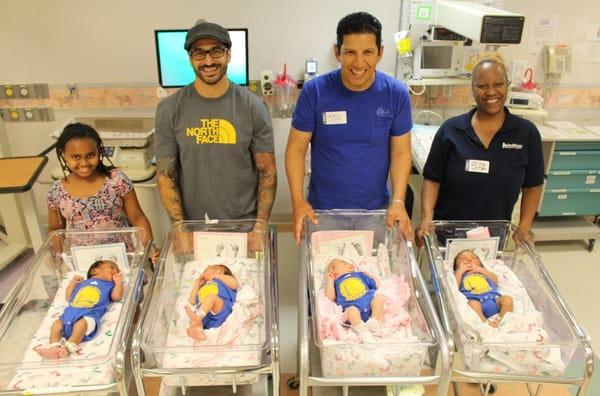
[{"x1": 0, "y1": 0, "x2": 599, "y2": 232}]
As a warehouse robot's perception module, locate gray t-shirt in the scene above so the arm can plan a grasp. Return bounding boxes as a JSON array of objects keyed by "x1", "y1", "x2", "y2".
[{"x1": 155, "y1": 83, "x2": 274, "y2": 220}]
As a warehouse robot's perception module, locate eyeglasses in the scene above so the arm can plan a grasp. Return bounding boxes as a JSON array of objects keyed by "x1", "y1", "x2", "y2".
[
  {"x1": 189, "y1": 46, "x2": 227, "y2": 60},
  {"x1": 473, "y1": 81, "x2": 510, "y2": 91}
]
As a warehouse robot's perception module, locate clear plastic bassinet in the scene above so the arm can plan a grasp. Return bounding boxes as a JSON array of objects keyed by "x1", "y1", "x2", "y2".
[
  {"x1": 424, "y1": 220, "x2": 594, "y2": 394},
  {"x1": 296, "y1": 210, "x2": 450, "y2": 396},
  {"x1": 0, "y1": 227, "x2": 148, "y2": 395},
  {"x1": 133, "y1": 219, "x2": 278, "y2": 393}
]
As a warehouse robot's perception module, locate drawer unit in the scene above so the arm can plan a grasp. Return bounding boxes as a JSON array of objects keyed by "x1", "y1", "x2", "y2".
[
  {"x1": 554, "y1": 142, "x2": 600, "y2": 151},
  {"x1": 550, "y1": 150, "x2": 600, "y2": 170},
  {"x1": 539, "y1": 189, "x2": 600, "y2": 216},
  {"x1": 545, "y1": 170, "x2": 600, "y2": 189}
]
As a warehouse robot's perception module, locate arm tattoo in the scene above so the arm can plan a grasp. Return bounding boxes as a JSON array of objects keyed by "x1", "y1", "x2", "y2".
[
  {"x1": 254, "y1": 152, "x2": 277, "y2": 225},
  {"x1": 156, "y1": 157, "x2": 184, "y2": 222}
]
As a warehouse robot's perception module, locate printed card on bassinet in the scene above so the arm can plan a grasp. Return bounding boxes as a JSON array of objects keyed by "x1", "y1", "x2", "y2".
[
  {"x1": 71, "y1": 242, "x2": 129, "y2": 272},
  {"x1": 194, "y1": 231, "x2": 248, "y2": 260},
  {"x1": 311, "y1": 230, "x2": 374, "y2": 257},
  {"x1": 445, "y1": 237, "x2": 499, "y2": 263}
]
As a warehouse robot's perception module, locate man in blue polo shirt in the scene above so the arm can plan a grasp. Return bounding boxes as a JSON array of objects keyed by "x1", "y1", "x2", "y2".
[{"x1": 285, "y1": 12, "x2": 413, "y2": 243}]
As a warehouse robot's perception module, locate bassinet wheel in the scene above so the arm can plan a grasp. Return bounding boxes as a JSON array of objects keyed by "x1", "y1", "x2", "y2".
[{"x1": 287, "y1": 376, "x2": 300, "y2": 389}]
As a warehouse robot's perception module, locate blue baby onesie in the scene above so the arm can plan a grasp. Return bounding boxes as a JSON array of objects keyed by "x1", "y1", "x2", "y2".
[
  {"x1": 60, "y1": 278, "x2": 114, "y2": 341},
  {"x1": 459, "y1": 272, "x2": 501, "y2": 318},
  {"x1": 334, "y1": 271, "x2": 377, "y2": 322},
  {"x1": 194, "y1": 278, "x2": 237, "y2": 329}
]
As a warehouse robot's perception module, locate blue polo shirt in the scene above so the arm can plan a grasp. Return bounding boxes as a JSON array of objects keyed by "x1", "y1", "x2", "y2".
[
  {"x1": 423, "y1": 108, "x2": 544, "y2": 221},
  {"x1": 292, "y1": 70, "x2": 412, "y2": 210}
]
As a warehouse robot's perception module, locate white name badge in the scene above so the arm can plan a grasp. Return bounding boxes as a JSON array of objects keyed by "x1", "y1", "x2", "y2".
[
  {"x1": 465, "y1": 159, "x2": 490, "y2": 174},
  {"x1": 323, "y1": 111, "x2": 347, "y2": 125}
]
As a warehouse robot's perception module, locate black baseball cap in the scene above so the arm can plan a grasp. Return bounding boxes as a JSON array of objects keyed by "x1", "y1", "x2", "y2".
[{"x1": 184, "y1": 19, "x2": 232, "y2": 51}]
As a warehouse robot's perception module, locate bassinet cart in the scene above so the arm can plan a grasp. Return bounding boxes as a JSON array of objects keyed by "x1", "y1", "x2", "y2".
[
  {"x1": 132, "y1": 219, "x2": 279, "y2": 396},
  {"x1": 424, "y1": 220, "x2": 594, "y2": 395},
  {"x1": 295, "y1": 210, "x2": 451, "y2": 396},
  {"x1": 0, "y1": 227, "x2": 149, "y2": 395}
]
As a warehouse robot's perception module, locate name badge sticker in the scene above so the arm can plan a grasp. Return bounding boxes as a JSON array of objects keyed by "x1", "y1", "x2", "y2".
[
  {"x1": 465, "y1": 159, "x2": 490, "y2": 174},
  {"x1": 323, "y1": 111, "x2": 347, "y2": 125}
]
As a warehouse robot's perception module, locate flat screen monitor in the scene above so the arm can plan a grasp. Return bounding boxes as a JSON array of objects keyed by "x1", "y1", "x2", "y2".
[
  {"x1": 422, "y1": 45, "x2": 453, "y2": 69},
  {"x1": 154, "y1": 28, "x2": 249, "y2": 87},
  {"x1": 413, "y1": 42, "x2": 462, "y2": 78}
]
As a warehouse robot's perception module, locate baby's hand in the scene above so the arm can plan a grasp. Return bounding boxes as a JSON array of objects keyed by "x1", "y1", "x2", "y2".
[
  {"x1": 71, "y1": 275, "x2": 84, "y2": 284},
  {"x1": 194, "y1": 277, "x2": 205, "y2": 287},
  {"x1": 327, "y1": 270, "x2": 335, "y2": 280},
  {"x1": 463, "y1": 263, "x2": 476, "y2": 273},
  {"x1": 113, "y1": 272, "x2": 123, "y2": 283},
  {"x1": 469, "y1": 266, "x2": 485, "y2": 274}
]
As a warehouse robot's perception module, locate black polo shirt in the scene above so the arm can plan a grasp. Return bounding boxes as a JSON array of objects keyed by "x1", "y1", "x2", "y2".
[{"x1": 423, "y1": 107, "x2": 544, "y2": 221}]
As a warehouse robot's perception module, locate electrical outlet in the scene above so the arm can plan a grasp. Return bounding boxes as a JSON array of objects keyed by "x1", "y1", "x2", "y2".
[
  {"x1": 0, "y1": 83, "x2": 50, "y2": 98},
  {"x1": 67, "y1": 84, "x2": 78, "y2": 97},
  {"x1": 17, "y1": 85, "x2": 31, "y2": 98},
  {"x1": 0, "y1": 107, "x2": 54, "y2": 122},
  {"x1": 23, "y1": 108, "x2": 36, "y2": 121},
  {"x1": 3, "y1": 85, "x2": 15, "y2": 98},
  {"x1": 3, "y1": 108, "x2": 24, "y2": 122}
]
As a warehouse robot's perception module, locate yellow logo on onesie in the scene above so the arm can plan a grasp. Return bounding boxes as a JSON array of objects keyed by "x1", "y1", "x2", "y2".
[
  {"x1": 199, "y1": 281, "x2": 219, "y2": 302},
  {"x1": 186, "y1": 119, "x2": 237, "y2": 145},
  {"x1": 463, "y1": 273, "x2": 491, "y2": 294},
  {"x1": 339, "y1": 277, "x2": 367, "y2": 301},
  {"x1": 71, "y1": 285, "x2": 101, "y2": 308}
]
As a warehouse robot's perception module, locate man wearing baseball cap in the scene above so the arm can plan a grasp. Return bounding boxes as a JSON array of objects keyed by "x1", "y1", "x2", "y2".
[{"x1": 155, "y1": 20, "x2": 276, "y2": 248}]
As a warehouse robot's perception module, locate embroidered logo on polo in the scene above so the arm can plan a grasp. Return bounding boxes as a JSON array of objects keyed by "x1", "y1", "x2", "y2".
[
  {"x1": 376, "y1": 107, "x2": 392, "y2": 117},
  {"x1": 502, "y1": 142, "x2": 523, "y2": 149},
  {"x1": 186, "y1": 119, "x2": 237, "y2": 144}
]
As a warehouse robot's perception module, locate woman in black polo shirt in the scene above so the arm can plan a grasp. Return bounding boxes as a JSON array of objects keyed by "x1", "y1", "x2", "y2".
[{"x1": 419, "y1": 57, "x2": 544, "y2": 243}]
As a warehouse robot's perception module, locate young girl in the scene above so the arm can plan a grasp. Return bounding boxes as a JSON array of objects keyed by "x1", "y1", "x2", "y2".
[{"x1": 48, "y1": 122, "x2": 159, "y2": 260}]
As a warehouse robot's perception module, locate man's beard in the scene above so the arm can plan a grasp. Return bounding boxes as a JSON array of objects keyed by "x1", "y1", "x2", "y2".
[{"x1": 194, "y1": 63, "x2": 228, "y2": 85}]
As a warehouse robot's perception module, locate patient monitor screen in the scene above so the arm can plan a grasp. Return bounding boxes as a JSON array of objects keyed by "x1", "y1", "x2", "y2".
[{"x1": 421, "y1": 46, "x2": 453, "y2": 69}]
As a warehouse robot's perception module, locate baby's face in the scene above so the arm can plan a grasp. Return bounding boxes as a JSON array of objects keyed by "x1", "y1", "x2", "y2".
[
  {"x1": 94, "y1": 261, "x2": 119, "y2": 281},
  {"x1": 455, "y1": 251, "x2": 482, "y2": 271},
  {"x1": 328, "y1": 259, "x2": 356, "y2": 278},
  {"x1": 202, "y1": 265, "x2": 225, "y2": 280}
]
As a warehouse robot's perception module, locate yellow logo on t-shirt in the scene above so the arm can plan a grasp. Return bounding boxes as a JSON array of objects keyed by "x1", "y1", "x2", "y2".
[
  {"x1": 71, "y1": 285, "x2": 101, "y2": 308},
  {"x1": 186, "y1": 119, "x2": 237, "y2": 144},
  {"x1": 339, "y1": 276, "x2": 367, "y2": 301},
  {"x1": 198, "y1": 281, "x2": 219, "y2": 302},
  {"x1": 462, "y1": 273, "x2": 491, "y2": 294}
]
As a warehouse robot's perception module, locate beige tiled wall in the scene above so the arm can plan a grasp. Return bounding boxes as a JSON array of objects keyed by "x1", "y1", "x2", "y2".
[{"x1": 1, "y1": 85, "x2": 597, "y2": 111}]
